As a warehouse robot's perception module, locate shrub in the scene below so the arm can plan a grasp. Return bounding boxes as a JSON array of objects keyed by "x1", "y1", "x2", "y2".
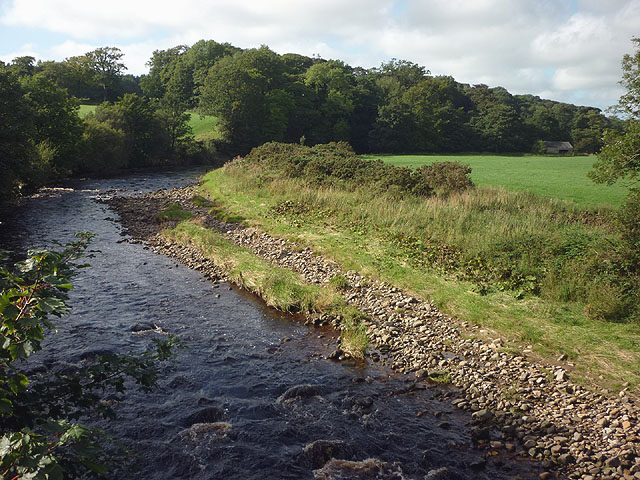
[
  {"x1": 244, "y1": 141, "x2": 459, "y2": 197},
  {"x1": 77, "y1": 118, "x2": 128, "y2": 173},
  {"x1": 418, "y1": 161, "x2": 474, "y2": 195}
]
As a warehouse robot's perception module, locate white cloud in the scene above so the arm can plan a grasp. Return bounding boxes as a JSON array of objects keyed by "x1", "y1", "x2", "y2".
[
  {"x1": 0, "y1": 42, "x2": 38, "y2": 64},
  {"x1": 1, "y1": 0, "x2": 638, "y2": 110}
]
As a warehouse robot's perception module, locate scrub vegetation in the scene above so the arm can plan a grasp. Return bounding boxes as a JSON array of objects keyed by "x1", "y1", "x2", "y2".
[{"x1": 195, "y1": 141, "x2": 640, "y2": 387}]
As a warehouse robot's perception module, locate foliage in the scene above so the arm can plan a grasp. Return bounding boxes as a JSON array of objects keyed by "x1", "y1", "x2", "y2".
[
  {"x1": 154, "y1": 203, "x2": 194, "y2": 221},
  {"x1": 0, "y1": 67, "x2": 35, "y2": 201},
  {"x1": 214, "y1": 151, "x2": 640, "y2": 322},
  {"x1": 339, "y1": 308, "x2": 369, "y2": 360},
  {"x1": 587, "y1": 37, "x2": 640, "y2": 322},
  {"x1": 245, "y1": 141, "x2": 445, "y2": 196},
  {"x1": 617, "y1": 37, "x2": 640, "y2": 119},
  {"x1": 374, "y1": 154, "x2": 628, "y2": 207},
  {"x1": 77, "y1": 117, "x2": 128, "y2": 174},
  {"x1": 85, "y1": 47, "x2": 127, "y2": 102},
  {"x1": 590, "y1": 119, "x2": 640, "y2": 188},
  {"x1": 418, "y1": 161, "x2": 474, "y2": 195},
  {"x1": 0, "y1": 234, "x2": 178, "y2": 478}
]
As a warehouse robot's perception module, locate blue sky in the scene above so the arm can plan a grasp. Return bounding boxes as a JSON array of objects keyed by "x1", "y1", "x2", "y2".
[{"x1": 1, "y1": 0, "x2": 638, "y2": 112}]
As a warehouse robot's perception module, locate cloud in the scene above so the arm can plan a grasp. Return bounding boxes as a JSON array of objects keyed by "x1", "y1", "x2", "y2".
[
  {"x1": 1, "y1": 0, "x2": 638, "y2": 110},
  {"x1": 0, "y1": 42, "x2": 38, "y2": 64}
]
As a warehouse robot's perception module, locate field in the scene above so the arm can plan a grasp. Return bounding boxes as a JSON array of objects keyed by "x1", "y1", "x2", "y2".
[
  {"x1": 78, "y1": 104, "x2": 97, "y2": 117},
  {"x1": 193, "y1": 153, "x2": 639, "y2": 393},
  {"x1": 79, "y1": 105, "x2": 220, "y2": 141},
  {"x1": 187, "y1": 111, "x2": 220, "y2": 141},
  {"x1": 364, "y1": 154, "x2": 629, "y2": 207}
]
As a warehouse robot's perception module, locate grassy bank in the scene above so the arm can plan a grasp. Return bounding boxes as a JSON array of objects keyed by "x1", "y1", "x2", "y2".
[
  {"x1": 364, "y1": 154, "x2": 629, "y2": 207},
  {"x1": 162, "y1": 217, "x2": 368, "y2": 357},
  {"x1": 195, "y1": 156, "x2": 639, "y2": 392}
]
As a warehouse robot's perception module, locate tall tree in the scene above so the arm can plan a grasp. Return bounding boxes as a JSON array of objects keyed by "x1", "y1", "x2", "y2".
[
  {"x1": 86, "y1": 47, "x2": 126, "y2": 101},
  {"x1": 199, "y1": 46, "x2": 286, "y2": 152},
  {"x1": 591, "y1": 37, "x2": 640, "y2": 188},
  {"x1": 0, "y1": 67, "x2": 34, "y2": 199},
  {"x1": 160, "y1": 58, "x2": 193, "y2": 153}
]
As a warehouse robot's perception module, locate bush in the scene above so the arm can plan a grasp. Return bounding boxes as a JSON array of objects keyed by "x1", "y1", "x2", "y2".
[
  {"x1": 77, "y1": 118, "x2": 128, "y2": 173},
  {"x1": 244, "y1": 141, "x2": 468, "y2": 197},
  {"x1": 418, "y1": 161, "x2": 474, "y2": 195}
]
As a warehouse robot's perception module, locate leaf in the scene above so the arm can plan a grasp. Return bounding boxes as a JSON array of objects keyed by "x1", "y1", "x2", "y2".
[
  {"x1": 0, "y1": 397, "x2": 13, "y2": 415},
  {"x1": 9, "y1": 373, "x2": 29, "y2": 394},
  {"x1": 81, "y1": 459, "x2": 109, "y2": 474}
]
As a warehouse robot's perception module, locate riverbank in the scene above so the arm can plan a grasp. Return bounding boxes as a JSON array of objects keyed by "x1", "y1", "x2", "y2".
[{"x1": 109, "y1": 186, "x2": 639, "y2": 480}]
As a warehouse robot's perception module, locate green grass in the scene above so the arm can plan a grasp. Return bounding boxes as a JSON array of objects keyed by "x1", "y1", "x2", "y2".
[
  {"x1": 163, "y1": 220, "x2": 369, "y2": 357},
  {"x1": 78, "y1": 104, "x2": 97, "y2": 118},
  {"x1": 196, "y1": 163, "x2": 640, "y2": 393},
  {"x1": 154, "y1": 203, "x2": 194, "y2": 222},
  {"x1": 80, "y1": 105, "x2": 221, "y2": 142},
  {"x1": 187, "y1": 111, "x2": 221, "y2": 141},
  {"x1": 363, "y1": 154, "x2": 629, "y2": 207}
]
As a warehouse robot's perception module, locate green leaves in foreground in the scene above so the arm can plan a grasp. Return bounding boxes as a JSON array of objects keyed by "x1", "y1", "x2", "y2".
[{"x1": 0, "y1": 234, "x2": 179, "y2": 479}]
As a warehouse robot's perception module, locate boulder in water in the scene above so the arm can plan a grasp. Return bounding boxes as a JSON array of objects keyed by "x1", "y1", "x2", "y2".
[
  {"x1": 277, "y1": 384, "x2": 322, "y2": 404},
  {"x1": 303, "y1": 439, "x2": 355, "y2": 469},
  {"x1": 181, "y1": 406, "x2": 225, "y2": 426}
]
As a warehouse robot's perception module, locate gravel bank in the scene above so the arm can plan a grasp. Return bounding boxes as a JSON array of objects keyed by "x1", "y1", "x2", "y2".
[{"x1": 108, "y1": 186, "x2": 639, "y2": 480}]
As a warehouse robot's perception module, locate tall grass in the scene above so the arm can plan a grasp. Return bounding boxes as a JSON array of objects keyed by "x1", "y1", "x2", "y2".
[
  {"x1": 198, "y1": 159, "x2": 640, "y2": 390},
  {"x1": 217, "y1": 160, "x2": 624, "y2": 314}
]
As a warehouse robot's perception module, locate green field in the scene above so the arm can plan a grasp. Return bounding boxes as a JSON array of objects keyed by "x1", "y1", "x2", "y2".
[
  {"x1": 187, "y1": 111, "x2": 220, "y2": 141},
  {"x1": 78, "y1": 104, "x2": 97, "y2": 117},
  {"x1": 364, "y1": 154, "x2": 629, "y2": 207},
  {"x1": 80, "y1": 105, "x2": 220, "y2": 141}
]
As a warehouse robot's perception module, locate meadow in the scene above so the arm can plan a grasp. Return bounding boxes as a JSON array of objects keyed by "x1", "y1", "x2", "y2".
[
  {"x1": 364, "y1": 154, "x2": 629, "y2": 207},
  {"x1": 79, "y1": 104, "x2": 220, "y2": 141},
  {"x1": 188, "y1": 145, "x2": 639, "y2": 393}
]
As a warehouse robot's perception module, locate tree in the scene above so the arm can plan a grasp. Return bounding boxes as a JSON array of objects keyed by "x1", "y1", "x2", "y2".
[
  {"x1": 160, "y1": 58, "x2": 193, "y2": 154},
  {"x1": 199, "y1": 46, "x2": 286, "y2": 152},
  {"x1": 590, "y1": 38, "x2": 640, "y2": 287},
  {"x1": 85, "y1": 47, "x2": 126, "y2": 102},
  {"x1": 9, "y1": 56, "x2": 36, "y2": 77},
  {"x1": 94, "y1": 94, "x2": 167, "y2": 166},
  {"x1": 0, "y1": 67, "x2": 34, "y2": 200},
  {"x1": 617, "y1": 37, "x2": 640, "y2": 118},
  {"x1": 21, "y1": 73, "x2": 84, "y2": 176}
]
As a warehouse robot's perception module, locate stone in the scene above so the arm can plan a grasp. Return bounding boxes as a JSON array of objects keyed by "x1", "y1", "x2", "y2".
[
  {"x1": 472, "y1": 408, "x2": 493, "y2": 423},
  {"x1": 303, "y1": 439, "x2": 354, "y2": 469},
  {"x1": 277, "y1": 384, "x2": 322, "y2": 403},
  {"x1": 181, "y1": 407, "x2": 225, "y2": 426},
  {"x1": 424, "y1": 467, "x2": 452, "y2": 480}
]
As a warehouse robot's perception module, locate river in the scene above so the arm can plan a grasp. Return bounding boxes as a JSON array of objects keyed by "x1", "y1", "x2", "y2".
[{"x1": 0, "y1": 169, "x2": 544, "y2": 479}]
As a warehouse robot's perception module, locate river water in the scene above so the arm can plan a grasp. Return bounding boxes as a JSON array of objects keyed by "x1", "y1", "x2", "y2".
[{"x1": 1, "y1": 170, "x2": 544, "y2": 479}]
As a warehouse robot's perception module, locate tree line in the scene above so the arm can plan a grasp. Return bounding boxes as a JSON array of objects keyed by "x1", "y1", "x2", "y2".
[
  {"x1": 0, "y1": 40, "x2": 624, "y2": 202},
  {"x1": 141, "y1": 40, "x2": 621, "y2": 154},
  {"x1": 0, "y1": 47, "x2": 213, "y2": 202}
]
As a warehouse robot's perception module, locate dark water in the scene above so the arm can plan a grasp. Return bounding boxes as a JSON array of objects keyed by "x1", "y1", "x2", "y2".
[{"x1": 1, "y1": 170, "x2": 543, "y2": 480}]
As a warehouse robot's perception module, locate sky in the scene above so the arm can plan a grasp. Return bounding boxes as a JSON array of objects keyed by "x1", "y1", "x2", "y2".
[{"x1": 1, "y1": 0, "x2": 638, "y2": 112}]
